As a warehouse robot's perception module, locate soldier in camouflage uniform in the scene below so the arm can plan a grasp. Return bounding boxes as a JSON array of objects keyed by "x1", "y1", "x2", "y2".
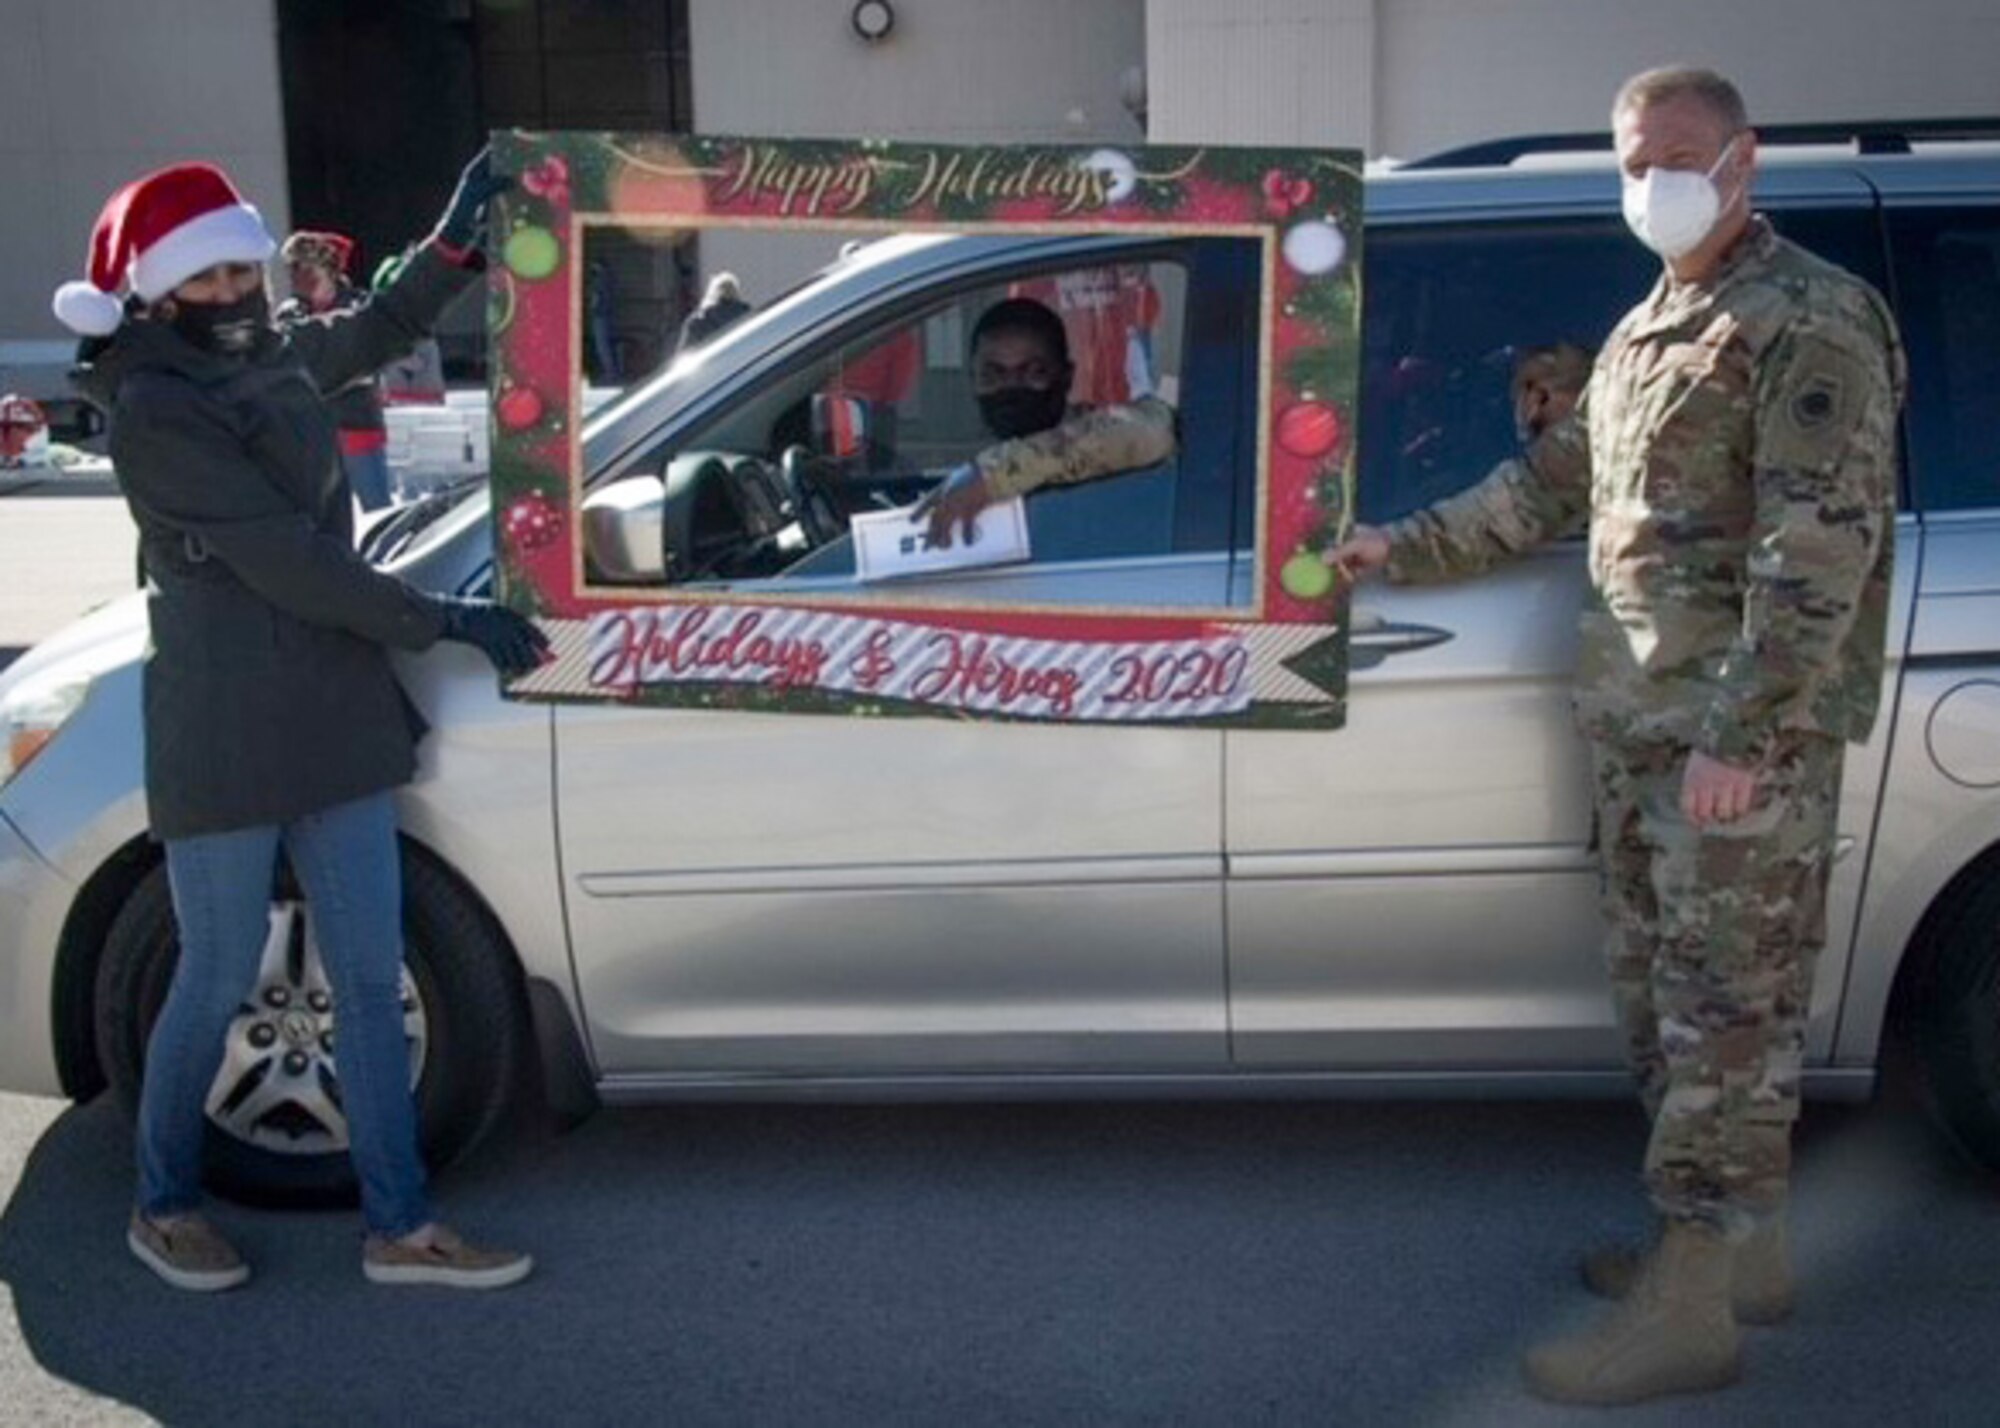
[
  {"x1": 913, "y1": 296, "x2": 1175, "y2": 548},
  {"x1": 1329, "y1": 67, "x2": 1904, "y2": 1405},
  {"x1": 1509, "y1": 341, "x2": 1594, "y2": 445}
]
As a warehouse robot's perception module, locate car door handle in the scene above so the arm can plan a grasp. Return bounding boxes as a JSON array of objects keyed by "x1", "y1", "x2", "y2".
[{"x1": 1348, "y1": 611, "x2": 1454, "y2": 669}]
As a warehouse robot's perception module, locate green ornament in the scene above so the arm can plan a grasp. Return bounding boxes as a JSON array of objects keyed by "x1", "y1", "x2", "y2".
[
  {"x1": 504, "y1": 225, "x2": 561, "y2": 281},
  {"x1": 1280, "y1": 550, "x2": 1335, "y2": 600}
]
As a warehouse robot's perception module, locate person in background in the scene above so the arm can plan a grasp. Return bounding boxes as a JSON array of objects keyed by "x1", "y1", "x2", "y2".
[
  {"x1": 674, "y1": 271, "x2": 752, "y2": 356},
  {"x1": 371, "y1": 250, "x2": 448, "y2": 405},
  {"x1": 276, "y1": 230, "x2": 395, "y2": 510},
  {"x1": 56, "y1": 151, "x2": 549, "y2": 1294},
  {"x1": 585, "y1": 257, "x2": 622, "y2": 385},
  {"x1": 1509, "y1": 341, "x2": 1594, "y2": 445}
]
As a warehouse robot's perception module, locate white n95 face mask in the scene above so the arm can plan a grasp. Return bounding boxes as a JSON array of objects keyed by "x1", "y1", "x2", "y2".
[{"x1": 1622, "y1": 137, "x2": 1740, "y2": 260}]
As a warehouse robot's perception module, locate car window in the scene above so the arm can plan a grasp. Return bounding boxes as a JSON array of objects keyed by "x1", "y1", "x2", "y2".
[
  {"x1": 1354, "y1": 207, "x2": 1895, "y2": 525},
  {"x1": 595, "y1": 242, "x2": 1270, "y2": 594},
  {"x1": 1355, "y1": 218, "x2": 1654, "y2": 524},
  {"x1": 1765, "y1": 206, "x2": 1888, "y2": 294},
  {"x1": 1885, "y1": 206, "x2": 2000, "y2": 514}
]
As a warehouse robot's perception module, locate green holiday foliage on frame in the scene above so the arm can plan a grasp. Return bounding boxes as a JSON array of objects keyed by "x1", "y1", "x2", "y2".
[
  {"x1": 496, "y1": 550, "x2": 552, "y2": 618},
  {"x1": 1288, "y1": 266, "x2": 1359, "y2": 332},
  {"x1": 1286, "y1": 345, "x2": 1362, "y2": 412},
  {"x1": 485, "y1": 447, "x2": 552, "y2": 504}
]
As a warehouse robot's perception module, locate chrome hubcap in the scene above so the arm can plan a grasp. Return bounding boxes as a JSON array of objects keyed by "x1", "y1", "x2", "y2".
[{"x1": 203, "y1": 900, "x2": 428, "y2": 1156}]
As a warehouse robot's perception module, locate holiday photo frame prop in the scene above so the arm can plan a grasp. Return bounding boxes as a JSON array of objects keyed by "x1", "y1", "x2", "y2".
[{"x1": 489, "y1": 133, "x2": 1362, "y2": 728}]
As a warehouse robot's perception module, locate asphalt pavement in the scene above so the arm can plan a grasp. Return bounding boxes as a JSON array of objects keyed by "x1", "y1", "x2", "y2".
[{"x1": 3, "y1": 1087, "x2": 2000, "y2": 1426}]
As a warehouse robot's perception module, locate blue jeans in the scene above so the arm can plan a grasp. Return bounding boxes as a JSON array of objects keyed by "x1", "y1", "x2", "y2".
[
  {"x1": 341, "y1": 443, "x2": 394, "y2": 512},
  {"x1": 137, "y1": 790, "x2": 433, "y2": 1238}
]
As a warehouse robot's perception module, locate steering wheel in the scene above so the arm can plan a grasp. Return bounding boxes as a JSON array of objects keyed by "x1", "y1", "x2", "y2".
[{"x1": 780, "y1": 444, "x2": 847, "y2": 547}]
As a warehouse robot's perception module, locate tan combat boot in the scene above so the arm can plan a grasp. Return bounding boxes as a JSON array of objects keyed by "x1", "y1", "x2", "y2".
[
  {"x1": 1581, "y1": 1214, "x2": 1794, "y2": 1325},
  {"x1": 1525, "y1": 1221, "x2": 1742, "y2": 1406}
]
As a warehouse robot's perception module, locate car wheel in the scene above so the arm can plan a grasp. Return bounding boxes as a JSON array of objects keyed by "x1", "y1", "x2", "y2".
[
  {"x1": 94, "y1": 854, "x2": 528, "y2": 1209},
  {"x1": 1912, "y1": 863, "x2": 2000, "y2": 1171}
]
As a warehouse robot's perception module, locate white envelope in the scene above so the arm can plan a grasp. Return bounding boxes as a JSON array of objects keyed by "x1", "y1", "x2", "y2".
[{"x1": 851, "y1": 497, "x2": 1032, "y2": 581}]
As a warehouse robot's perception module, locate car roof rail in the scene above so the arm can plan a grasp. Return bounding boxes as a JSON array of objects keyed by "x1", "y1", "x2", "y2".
[{"x1": 1402, "y1": 117, "x2": 2000, "y2": 170}]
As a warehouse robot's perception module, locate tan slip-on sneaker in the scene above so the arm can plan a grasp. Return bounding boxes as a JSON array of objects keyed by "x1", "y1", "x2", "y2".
[
  {"x1": 362, "y1": 1223, "x2": 533, "y2": 1290},
  {"x1": 127, "y1": 1211, "x2": 251, "y2": 1292}
]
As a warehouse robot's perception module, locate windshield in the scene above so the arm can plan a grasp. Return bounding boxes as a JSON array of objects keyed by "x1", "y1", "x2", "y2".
[
  {"x1": 362, "y1": 477, "x2": 489, "y2": 565},
  {"x1": 579, "y1": 257, "x2": 849, "y2": 443},
  {"x1": 367, "y1": 254, "x2": 857, "y2": 573},
  {"x1": 578, "y1": 235, "x2": 961, "y2": 468}
]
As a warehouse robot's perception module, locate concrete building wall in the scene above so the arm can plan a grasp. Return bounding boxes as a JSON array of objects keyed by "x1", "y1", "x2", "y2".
[
  {"x1": 1149, "y1": 0, "x2": 2000, "y2": 158},
  {"x1": 5, "y1": 0, "x2": 1992, "y2": 342},
  {"x1": 688, "y1": 0, "x2": 1146, "y2": 145},
  {"x1": 1144, "y1": 0, "x2": 1374, "y2": 147},
  {"x1": 686, "y1": 0, "x2": 1148, "y2": 303},
  {"x1": 1, "y1": 0, "x2": 289, "y2": 343},
  {"x1": 1374, "y1": 0, "x2": 2000, "y2": 161}
]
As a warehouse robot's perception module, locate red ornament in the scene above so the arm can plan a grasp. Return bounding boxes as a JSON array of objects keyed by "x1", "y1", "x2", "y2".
[
  {"x1": 521, "y1": 154, "x2": 572, "y2": 207},
  {"x1": 1276, "y1": 400, "x2": 1343, "y2": 460},
  {"x1": 497, "y1": 386, "x2": 544, "y2": 432},
  {"x1": 1261, "y1": 170, "x2": 1315, "y2": 218},
  {"x1": 504, "y1": 493, "x2": 565, "y2": 552}
]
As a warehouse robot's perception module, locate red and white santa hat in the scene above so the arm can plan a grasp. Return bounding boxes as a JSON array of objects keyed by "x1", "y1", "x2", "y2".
[{"x1": 52, "y1": 162, "x2": 277, "y2": 336}]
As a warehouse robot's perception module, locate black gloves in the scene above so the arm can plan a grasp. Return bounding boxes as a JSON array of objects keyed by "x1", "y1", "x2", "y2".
[
  {"x1": 434, "y1": 596, "x2": 552, "y2": 678},
  {"x1": 434, "y1": 148, "x2": 514, "y2": 251}
]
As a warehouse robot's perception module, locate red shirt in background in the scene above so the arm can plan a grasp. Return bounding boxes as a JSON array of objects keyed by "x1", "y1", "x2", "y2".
[
  {"x1": 1009, "y1": 266, "x2": 1161, "y2": 406},
  {"x1": 835, "y1": 327, "x2": 922, "y2": 406}
]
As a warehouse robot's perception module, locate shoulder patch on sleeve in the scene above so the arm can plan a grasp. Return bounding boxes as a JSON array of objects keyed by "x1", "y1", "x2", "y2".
[
  {"x1": 1788, "y1": 371, "x2": 1843, "y2": 432},
  {"x1": 1760, "y1": 328, "x2": 1891, "y2": 473}
]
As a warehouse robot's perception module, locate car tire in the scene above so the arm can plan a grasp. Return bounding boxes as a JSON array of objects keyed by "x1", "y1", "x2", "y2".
[
  {"x1": 94, "y1": 853, "x2": 528, "y2": 1209},
  {"x1": 1912, "y1": 862, "x2": 2000, "y2": 1171}
]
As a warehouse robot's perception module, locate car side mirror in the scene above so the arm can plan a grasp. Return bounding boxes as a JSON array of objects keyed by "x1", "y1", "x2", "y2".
[
  {"x1": 580, "y1": 474, "x2": 668, "y2": 583},
  {"x1": 811, "y1": 393, "x2": 870, "y2": 463}
]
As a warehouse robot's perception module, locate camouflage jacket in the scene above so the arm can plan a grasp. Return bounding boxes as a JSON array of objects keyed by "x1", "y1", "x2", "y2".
[
  {"x1": 974, "y1": 396, "x2": 1177, "y2": 500},
  {"x1": 1384, "y1": 218, "x2": 1905, "y2": 762}
]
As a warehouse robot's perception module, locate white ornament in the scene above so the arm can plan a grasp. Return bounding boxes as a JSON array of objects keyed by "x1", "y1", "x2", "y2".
[
  {"x1": 1282, "y1": 220, "x2": 1347, "y2": 276},
  {"x1": 1080, "y1": 148, "x2": 1138, "y2": 204}
]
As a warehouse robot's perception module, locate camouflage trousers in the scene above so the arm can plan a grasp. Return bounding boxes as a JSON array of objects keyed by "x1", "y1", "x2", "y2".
[{"x1": 1591, "y1": 732, "x2": 1844, "y2": 1241}]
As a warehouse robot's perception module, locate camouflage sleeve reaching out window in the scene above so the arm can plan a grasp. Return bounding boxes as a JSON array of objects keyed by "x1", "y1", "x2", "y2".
[
  {"x1": 973, "y1": 397, "x2": 1177, "y2": 500},
  {"x1": 1695, "y1": 315, "x2": 1903, "y2": 765},
  {"x1": 1381, "y1": 402, "x2": 1593, "y2": 585}
]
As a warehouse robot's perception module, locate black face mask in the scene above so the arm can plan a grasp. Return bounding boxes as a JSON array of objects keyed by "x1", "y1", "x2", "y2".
[
  {"x1": 978, "y1": 384, "x2": 1068, "y2": 440},
  {"x1": 168, "y1": 287, "x2": 271, "y2": 357}
]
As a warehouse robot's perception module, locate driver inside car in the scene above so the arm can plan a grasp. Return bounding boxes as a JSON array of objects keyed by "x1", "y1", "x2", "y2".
[{"x1": 911, "y1": 297, "x2": 1177, "y2": 548}]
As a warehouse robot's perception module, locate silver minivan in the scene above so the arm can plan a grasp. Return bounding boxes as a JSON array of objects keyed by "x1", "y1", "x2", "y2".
[{"x1": 3, "y1": 127, "x2": 1998, "y2": 1205}]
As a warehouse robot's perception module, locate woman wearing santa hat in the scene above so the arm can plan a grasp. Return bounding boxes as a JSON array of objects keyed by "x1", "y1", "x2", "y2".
[{"x1": 58, "y1": 151, "x2": 546, "y2": 1293}]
